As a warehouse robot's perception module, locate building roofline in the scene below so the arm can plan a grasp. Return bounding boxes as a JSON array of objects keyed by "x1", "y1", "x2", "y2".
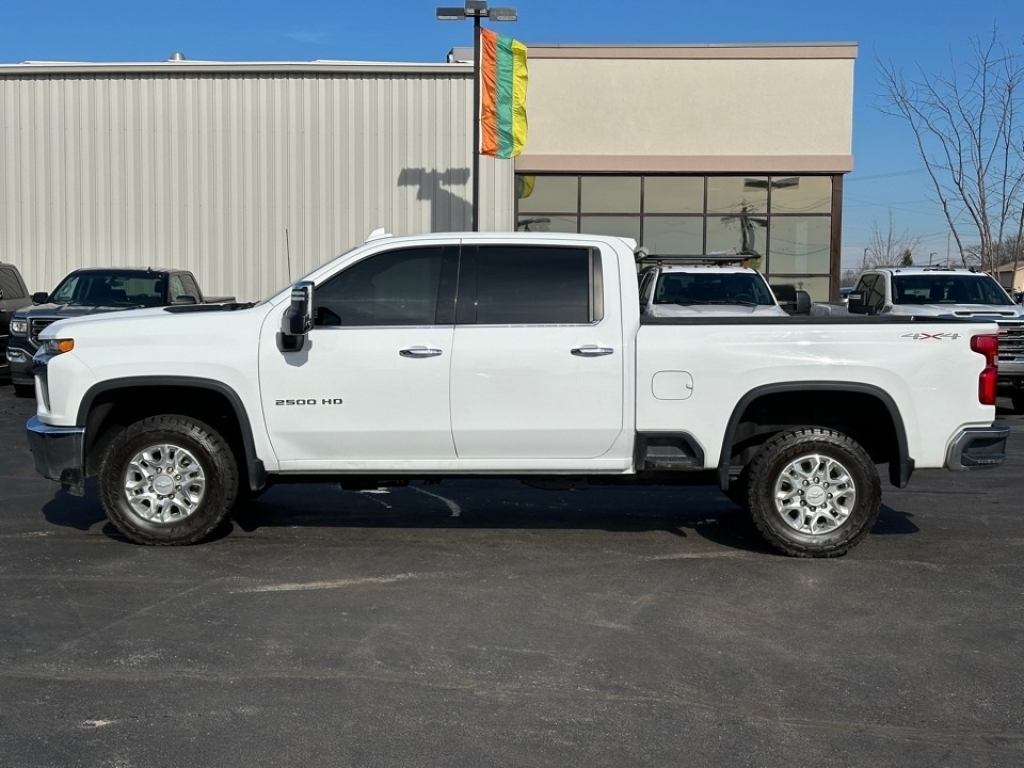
[{"x1": 0, "y1": 59, "x2": 471, "y2": 76}]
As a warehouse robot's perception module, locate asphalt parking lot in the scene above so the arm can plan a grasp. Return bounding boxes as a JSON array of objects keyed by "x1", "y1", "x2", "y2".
[{"x1": 2, "y1": 386, "x2": 1023, "y2": 768}]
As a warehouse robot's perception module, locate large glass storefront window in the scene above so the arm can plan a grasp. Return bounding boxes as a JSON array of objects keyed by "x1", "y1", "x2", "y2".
[{"x1": 515, "y1": 173, "x2": 836, "y2": 301}]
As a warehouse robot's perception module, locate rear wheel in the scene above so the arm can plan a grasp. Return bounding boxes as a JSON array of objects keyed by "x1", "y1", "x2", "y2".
[
  {"x1": 99, "y1": 415, "x2": 239, "y2": 545},
  {"x1": 747, "y1": 428, "x2": 880, "y2": 558}
]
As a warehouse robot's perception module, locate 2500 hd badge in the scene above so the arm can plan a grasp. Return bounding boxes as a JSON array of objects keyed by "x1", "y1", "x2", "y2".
[{"x1": 275, "y1": 398, "x2": 344, "y2": 406}]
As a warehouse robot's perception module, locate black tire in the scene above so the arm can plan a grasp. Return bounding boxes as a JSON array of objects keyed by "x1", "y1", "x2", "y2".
[
  {"x1": 99, "y1": 415, "x2": 239, "y2": 545},
  {"x1": 746, "y1": 428, "x2": 880, "y2": 558},
  {"x1": 13, "y1": 383, "x2": 34, "y2": 398}
]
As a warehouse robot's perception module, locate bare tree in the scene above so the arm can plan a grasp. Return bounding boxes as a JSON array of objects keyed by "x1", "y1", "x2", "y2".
[
  {"x1": 877, "y1": 28, "x2": 1024, "y2": 273},
  {"x1": 862, "y1": 211, "x2": 923, "y2": 268}
]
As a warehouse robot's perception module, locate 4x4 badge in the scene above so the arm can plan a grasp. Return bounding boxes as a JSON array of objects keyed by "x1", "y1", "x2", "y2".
[{"x1": 901, "y1": 332, "x2": 962, "y2": 340}]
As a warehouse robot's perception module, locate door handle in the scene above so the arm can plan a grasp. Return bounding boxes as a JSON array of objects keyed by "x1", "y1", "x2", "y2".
[
  {"x1": 571, "y1": 345, "x2": 614, "y2": 357},
  {"x1": 399, "y1": 346, "x2": 443, "y2": 358}
]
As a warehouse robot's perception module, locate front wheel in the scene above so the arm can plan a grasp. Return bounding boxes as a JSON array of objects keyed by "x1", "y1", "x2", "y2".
[
  {"x1": 746, "y1": 428, "x2": 880, "y2": 558},
  {"x1": 99, "y1": 415, "x2": 239, "y2": 545}
]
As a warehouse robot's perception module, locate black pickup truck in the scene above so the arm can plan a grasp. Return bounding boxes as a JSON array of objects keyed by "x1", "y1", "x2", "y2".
[
  {"x1": 0, "y1": 262, "x2": 34, "y2": 383},
  {"x1": 7, "y1": 267, "x2": 234, "y2": 396}
]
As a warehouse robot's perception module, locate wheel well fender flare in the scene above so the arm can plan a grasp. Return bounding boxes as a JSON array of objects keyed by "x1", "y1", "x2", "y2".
[
  {"x1": 77, "y1": 376, "x2": 266, "y2": 490},
  {"x1": 716, "y1": 381, "x2": 911, "y2": 490}
]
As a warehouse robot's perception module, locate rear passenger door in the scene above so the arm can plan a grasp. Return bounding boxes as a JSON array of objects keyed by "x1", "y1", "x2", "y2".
[{"x1": 449, "y1": 242, "x2": 625, "y2": 461}]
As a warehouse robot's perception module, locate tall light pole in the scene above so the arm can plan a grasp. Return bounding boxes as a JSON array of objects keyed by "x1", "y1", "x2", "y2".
[{"x1": 437, "y1": 0, "x2": 518, "y2": 231}]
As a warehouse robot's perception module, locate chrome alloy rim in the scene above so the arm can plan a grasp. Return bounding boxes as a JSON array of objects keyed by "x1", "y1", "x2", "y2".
[
  {"x1": 772, "y1": 453, "x2": 856, "y2": 535},
  {"x1": 122, "y1": 443, "x2": 207, "y2": 524}
]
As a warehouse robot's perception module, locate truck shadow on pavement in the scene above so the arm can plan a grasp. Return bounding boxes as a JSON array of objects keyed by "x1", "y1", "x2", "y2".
[{"x1": 40, "y1": 480, "x2": 919, "y2": 555}]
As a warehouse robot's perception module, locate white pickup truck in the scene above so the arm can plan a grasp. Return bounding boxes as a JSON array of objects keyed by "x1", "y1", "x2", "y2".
[
  {"x1": 637, "y1": 253, "x2": 808, "y2": 318},
  {"x1": 26, "y1": 231, "x2": 1009, "y2": 557},
  {"x1": 815, "y1": 266, "x2": 1024, "y2": 412}
]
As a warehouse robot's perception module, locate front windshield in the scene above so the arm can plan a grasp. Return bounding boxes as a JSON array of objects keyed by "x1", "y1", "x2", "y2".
[
  {"x1": 49, "y1": 271, "x2": 168, "y2": 307},
  {"x1": 893, "y1": 274, "x2": 1013, "y2": 306},
  {"x1": 653, "y1": 272, "x2": 776, "y2": 306}
]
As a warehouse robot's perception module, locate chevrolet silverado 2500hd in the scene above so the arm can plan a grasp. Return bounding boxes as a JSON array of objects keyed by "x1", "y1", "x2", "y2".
[{"x1": 25, "y1": 231, "x2": 1009, "y2": 557}]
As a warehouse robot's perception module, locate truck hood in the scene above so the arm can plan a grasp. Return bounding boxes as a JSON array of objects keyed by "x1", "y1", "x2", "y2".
[
  {"x1": 38, "y1": 302, "x2": 267, "y2": 340},
  {"x1": 888, "y1": 304, "x2": 1024, "y2": 320},
  {"x1": 647, "y1": 303, "x2": 789, "y2": 318},
  {"x1": 15, "y1": 303, "x2": 142, "y2": 319}
]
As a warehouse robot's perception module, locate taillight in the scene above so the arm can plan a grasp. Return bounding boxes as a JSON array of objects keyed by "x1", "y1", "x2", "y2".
[{"x1": 971, "y1": 334, "x2": 999, "y2": 405}]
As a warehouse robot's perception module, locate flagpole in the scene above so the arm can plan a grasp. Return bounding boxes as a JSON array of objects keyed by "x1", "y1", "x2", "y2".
[
  {"x1": 472, "y1": 14, "x2": 481, "y2": 232},
  {"x1": 436, "y1": 2, "x2": 518, "y2": 233}
]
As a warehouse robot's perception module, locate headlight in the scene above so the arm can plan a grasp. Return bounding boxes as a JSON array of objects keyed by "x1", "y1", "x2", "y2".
[
  {"x1": 10, "y1": 318, "x2": 27, "y2": 335},
  {"x1": 41, "y1": 338, "x2": 75, "y2": 355}
]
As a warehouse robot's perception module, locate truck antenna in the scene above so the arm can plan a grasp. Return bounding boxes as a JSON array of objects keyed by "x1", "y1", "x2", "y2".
[{"x1": 285, "y1": 228, "x2": 292, "y2": 282}]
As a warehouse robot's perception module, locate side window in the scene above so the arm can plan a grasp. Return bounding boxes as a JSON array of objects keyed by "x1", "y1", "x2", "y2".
[
  {"x1": 463, "y1": 245, "x2": 597, "y2": 325},
  {"x1": 638, "y1": 267, "x2": 658, "y2": 311},
  {"x1": 51, "y1": 275, "x2": 83, "y2": 303},
  {"x1": 179, "y1": 274, "x2": 200, "y2": 299},
  {"x1": 858, "y1": 274, "x2": 884, "y2": 311},
  {"x1": 314, "y1": 246, "x2": 447, "y2": 327},
  {"x1": 0, "y1": 267, "x2": 22, "y2": 299},
  {"x1": 168, "y1": 275, "x2": 187, "y2": 302}
]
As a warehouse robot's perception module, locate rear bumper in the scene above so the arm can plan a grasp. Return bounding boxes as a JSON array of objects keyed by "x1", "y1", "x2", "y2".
[
  {"x1": 945, "y1": 422, "x2": 1010, "y2": 470},
  {"x1": 26, "y1": 416, "x2": 86, "y2": 496}
]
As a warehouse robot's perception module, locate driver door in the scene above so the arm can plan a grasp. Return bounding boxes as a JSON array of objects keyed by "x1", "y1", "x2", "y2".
[{"x1": 258, "y1": 243, "x2": 459, "y2": 468}]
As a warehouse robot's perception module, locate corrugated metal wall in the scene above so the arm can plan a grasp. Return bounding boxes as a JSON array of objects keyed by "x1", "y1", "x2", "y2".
[{"x1": 0, "y1": 69, "x2": 514, "y2": 301}]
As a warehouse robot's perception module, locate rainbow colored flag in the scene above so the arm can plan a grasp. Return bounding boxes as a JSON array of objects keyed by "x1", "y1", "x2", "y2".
[{"x1": 479, "y1": 28, "x2": 528, "y2": 159}]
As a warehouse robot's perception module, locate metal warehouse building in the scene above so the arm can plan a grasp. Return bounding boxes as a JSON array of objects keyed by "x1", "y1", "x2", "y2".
[{"x1": 0, "y1": 43, "x2": 855, "y2": 302}]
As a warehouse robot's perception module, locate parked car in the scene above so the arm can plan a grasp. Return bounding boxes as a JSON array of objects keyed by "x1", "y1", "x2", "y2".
[
  {"x1": 8, "y1": 267, "x2": 234, "y2": 396},
  {"x1": 0, "y1": 262, "x2": 33, "y2": 383}
]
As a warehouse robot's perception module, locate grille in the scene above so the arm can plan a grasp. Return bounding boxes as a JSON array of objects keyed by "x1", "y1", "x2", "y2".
[
  {"x1": 997, "y1": 322, "x2": 1024, "y2": 362},
  {"x1": 29, "y1": 318, "x2": 55, "y2": 345}
]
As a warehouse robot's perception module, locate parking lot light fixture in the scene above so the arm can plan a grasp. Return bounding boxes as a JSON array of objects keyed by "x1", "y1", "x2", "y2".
[{"x1": 436, "y1": 0, "x2": 518, "y2": 231}]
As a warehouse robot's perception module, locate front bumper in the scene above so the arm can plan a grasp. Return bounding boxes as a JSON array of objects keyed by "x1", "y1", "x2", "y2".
[
  {"x1": 945, "y1": 421, "x2": 1010, "y2": 470},
  {"x1": 6, "y1": 337, "x2": 36, "y2": 385},
  {"x1": 26, "y1": 416, "x2": 86, "y2": 496}
]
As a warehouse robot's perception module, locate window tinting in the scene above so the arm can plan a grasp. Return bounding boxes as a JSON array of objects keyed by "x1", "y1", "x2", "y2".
[
  {"x1": 315, "y1": 247, "x2": 445, "y2": 327},
  {"x1": 515, "y1": 173, "x2": 835, "y2": 300},
  {"x1": 581, "y1": 177, "x2": 641, "y2": 214},
  {"x1": 472, "y1": 245, "x2": 592, "y2": 324},
  {"x1": 643, "y1": 216, "x2": 704, "y2": 255},
  {"x1": 767, "y1": 217, "x2": 832, "y2": 274},
  {"x1": 770, "y1": 176, "x2": 832, "y2": 214},
  {"x1": 0, "y1": 267, "x2": 25, "y2": 299},
  {"x1": 580, "y1": 215, "x2": 641, "y2": 243},
  {"x1": 644, "y1": 177, "x2": 704, "y2": 214},
  {"x1": 516, "y1": 176, "x2": 578, "y2": 213}
]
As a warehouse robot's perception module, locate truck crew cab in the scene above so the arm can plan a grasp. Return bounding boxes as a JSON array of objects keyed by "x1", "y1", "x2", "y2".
[{"x1": 25, "y1": 231, "x2": 1008, "y2": 558}]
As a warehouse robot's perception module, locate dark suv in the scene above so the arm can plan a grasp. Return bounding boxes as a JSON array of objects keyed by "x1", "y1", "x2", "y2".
[{"x1": 0, "y1": 263, "x2": 33, "y2": 384}]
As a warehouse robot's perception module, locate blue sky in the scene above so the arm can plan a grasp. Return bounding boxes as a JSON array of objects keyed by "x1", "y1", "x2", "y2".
[{"x1": 2, "y1": 0, "x2": 1021, "y2": 270}]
